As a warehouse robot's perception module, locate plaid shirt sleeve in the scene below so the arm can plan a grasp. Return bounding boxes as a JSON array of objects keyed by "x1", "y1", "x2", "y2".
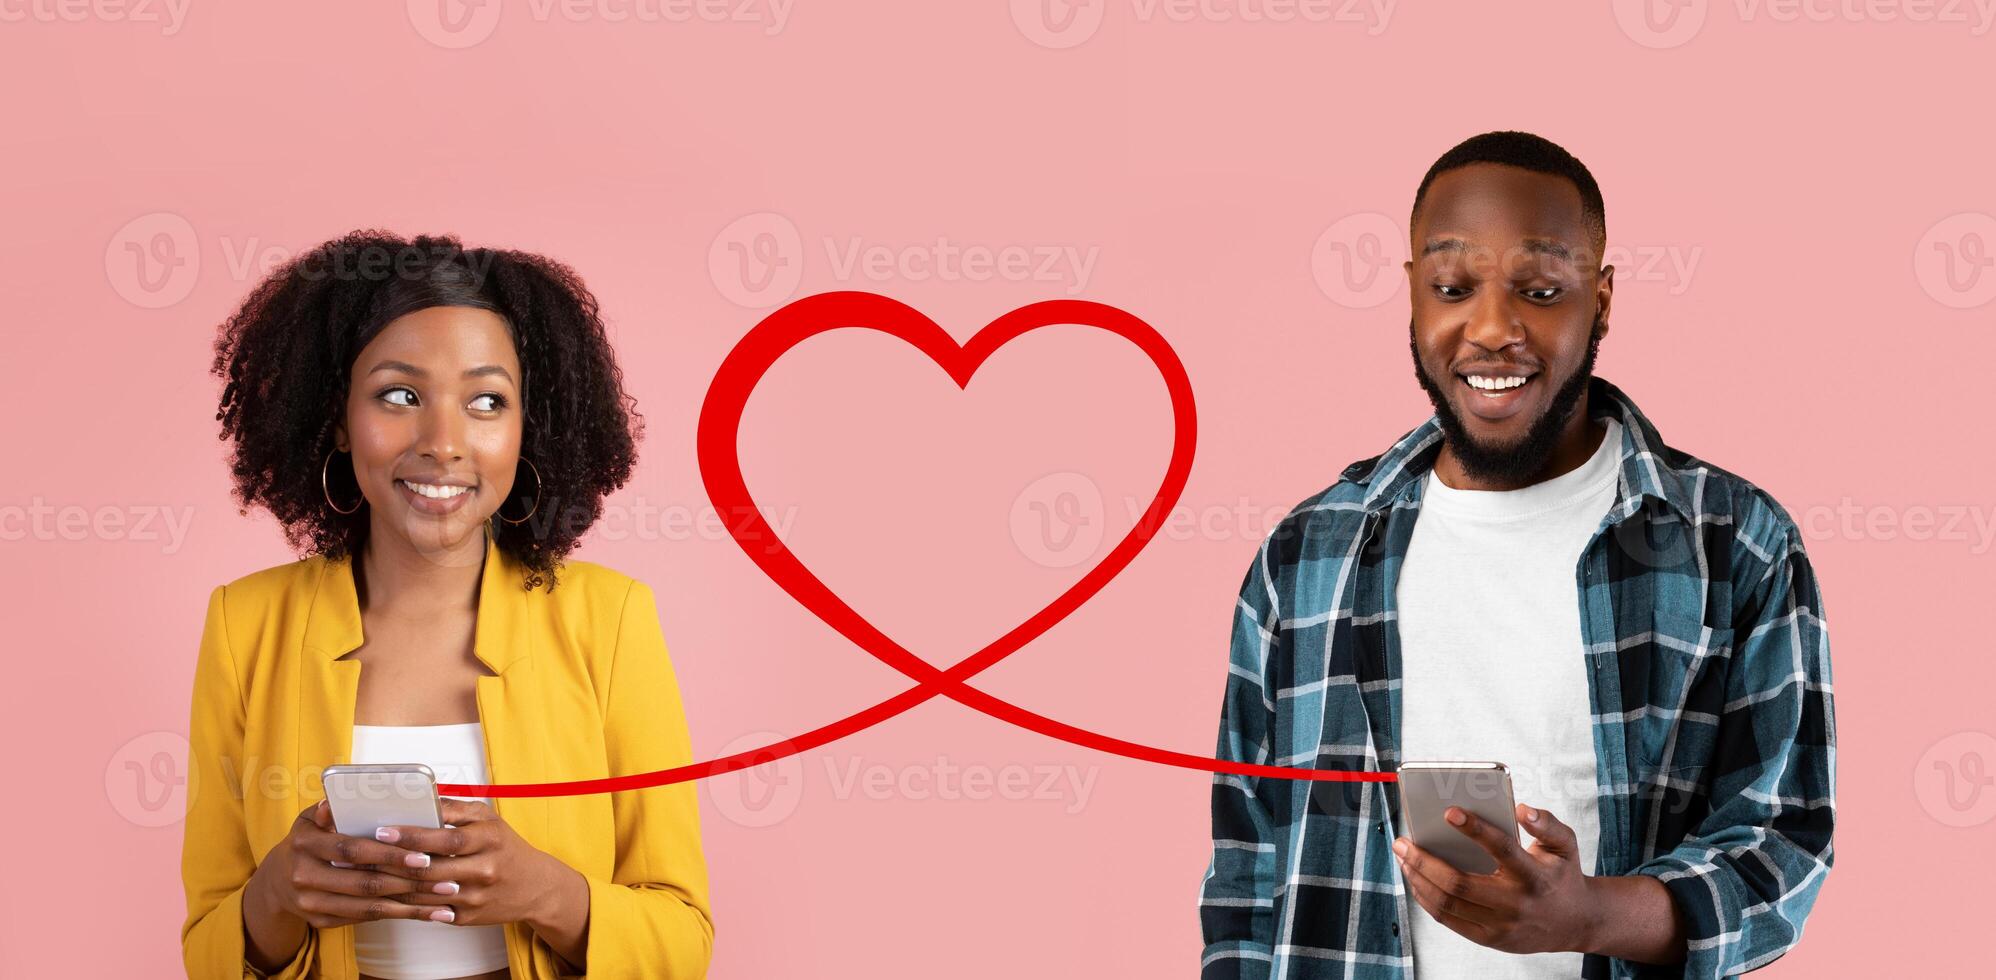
[
  {"x1": 1625, "y1": 502, "x2": 1837, "y2": 979},
  {"x1": 1199, "y1": 530, "x2": 1286, "y2": 979}
]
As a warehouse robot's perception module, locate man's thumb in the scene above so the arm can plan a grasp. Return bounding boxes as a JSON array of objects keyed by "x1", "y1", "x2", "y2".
[{"x1": 1520, "y1": 805, "x2": 1578, "y2": 857}]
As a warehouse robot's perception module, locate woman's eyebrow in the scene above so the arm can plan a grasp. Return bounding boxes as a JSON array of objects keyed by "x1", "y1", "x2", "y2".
[{"x1": 361, "y1": 361, "x2": 513, "y2": 382}]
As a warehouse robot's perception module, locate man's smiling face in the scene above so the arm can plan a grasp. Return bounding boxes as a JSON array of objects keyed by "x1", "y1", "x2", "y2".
[{"x1": 1405, "y1": 162, "x2": 1613, "y2": 487}]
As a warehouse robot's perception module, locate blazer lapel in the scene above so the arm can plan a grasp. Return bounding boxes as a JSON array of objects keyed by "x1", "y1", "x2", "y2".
[
  {"x1": 470, "y1": 538, "x2": 549, "y2": 849},
  {"x1": 294, "y1": 534, "x2": 551, "y2": 902}
]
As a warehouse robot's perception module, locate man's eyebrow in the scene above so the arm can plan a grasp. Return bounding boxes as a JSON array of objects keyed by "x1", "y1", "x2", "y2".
[
  {"x1": 364, "y1": 361, "x2": 515, "y2": 383},
  {"x1": 1419, "y1": 237, "x2": 1467, "y2": 258},
  {"x1": 1520, "y1": 237, "x2": 1573, "y2": 261},
  {"x1": 1418, "y1": 236, "x2": 1575, "y2": 261}
]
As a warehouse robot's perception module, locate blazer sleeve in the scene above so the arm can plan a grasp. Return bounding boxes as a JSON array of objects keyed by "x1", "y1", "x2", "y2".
[
  {"x1": 546, "y1": 579, "x2": 715, "y2": 978},
  {"x1": 182, "y1": 584, "x2": 321, "y2": 979}
]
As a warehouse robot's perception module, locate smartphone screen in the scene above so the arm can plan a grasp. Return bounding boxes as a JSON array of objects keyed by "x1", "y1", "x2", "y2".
[
  {"x1": 321, "y1": 763, "x2": 444, "y2": 841},
  {"x1": 1395, "y1": 762, "x2": 1519, "y2": 875}
]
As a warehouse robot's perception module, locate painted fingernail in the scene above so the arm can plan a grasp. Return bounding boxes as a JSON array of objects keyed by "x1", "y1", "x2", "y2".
[
  {"x1": 375, "y1": 827, "x2": 401, "y2": 843},
  {"x1": 1392, "y1": 838, "x2": 1408, "y2": 857},
  {"x1": 405, "y1": 852, "x2": 430, "y2": 868},
  {"x1": 1445, "y1": 808, "x2": 1466, "y2": 826},
  {"x1": 330, "y1": 860, "x2": 353, "y2": 869},
  {"x1": 429, "y1": 908, "x2": 455, "y2": 923},
  {"x1": 434, "y1": 881, "x2": 459, "y2": 895}
]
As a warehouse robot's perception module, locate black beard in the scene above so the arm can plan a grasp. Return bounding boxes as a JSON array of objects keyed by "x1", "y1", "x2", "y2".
[{"x1": 1410, "y1": 318, "x2": 1603, "y2": 487}]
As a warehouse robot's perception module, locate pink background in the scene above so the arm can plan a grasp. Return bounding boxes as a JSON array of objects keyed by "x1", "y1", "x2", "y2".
[{"x1": 3, "y1": 2, "x2": 1992, "y2": 975}]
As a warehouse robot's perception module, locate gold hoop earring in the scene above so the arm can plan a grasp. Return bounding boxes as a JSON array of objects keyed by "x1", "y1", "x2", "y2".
[
  {"x1": 496, "y1": 457, "x2": 542, "y2": 525},
  {"x1": 321, "y1": 450, "x2": 363, "y2": 516}
]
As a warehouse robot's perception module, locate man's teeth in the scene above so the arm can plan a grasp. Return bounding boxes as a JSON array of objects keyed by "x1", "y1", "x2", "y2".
[
  {"x1": 1465, "y1": 375, "x2": 1531, "y2": 392},
  {"x1": 400, "y1": 480, "x2": 470, "y2": 499}
]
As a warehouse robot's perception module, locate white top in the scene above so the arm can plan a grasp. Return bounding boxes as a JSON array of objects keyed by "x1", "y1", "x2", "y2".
[
  {"x1": 1392, "y1": 418, "x2": 1621, "y2": 979},
  {"x1": 348, "y1": 722, "x2": 511, "y2": 980}
]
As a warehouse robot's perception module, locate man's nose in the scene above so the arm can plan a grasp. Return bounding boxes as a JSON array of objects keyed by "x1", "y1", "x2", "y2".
[{"x1": 1462, "y1": 289, "x2": 1527, "y2": 352}]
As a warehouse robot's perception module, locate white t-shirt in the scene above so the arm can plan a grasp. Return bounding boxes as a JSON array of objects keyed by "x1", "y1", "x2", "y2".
[
  {"x1": 1392, "y1": 418, "x2": 1621, "y2": 979},
  {"x1": 349, "y1": 722, "x2": 511, "y2": 980}
]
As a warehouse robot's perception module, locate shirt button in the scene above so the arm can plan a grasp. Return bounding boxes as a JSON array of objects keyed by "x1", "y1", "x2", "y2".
[{"x1": 1392, "y1": 923, "x2": 1400, "y2": 936}]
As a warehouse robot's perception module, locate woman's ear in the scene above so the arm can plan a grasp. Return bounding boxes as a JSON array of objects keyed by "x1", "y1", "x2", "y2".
[{"x1": 332, "y1": 418, "x2": 349, "y2": 454}]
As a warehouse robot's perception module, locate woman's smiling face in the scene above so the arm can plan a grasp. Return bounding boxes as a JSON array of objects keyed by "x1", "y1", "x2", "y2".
[{"x1": 335, "y1": 305, "x2": 524, "y2": 559}]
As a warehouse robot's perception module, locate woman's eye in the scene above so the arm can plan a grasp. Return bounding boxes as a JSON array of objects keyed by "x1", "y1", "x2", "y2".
[
  {"x1": 469, "y1": 393, "x2": 507, "y2": 412},
  {"x1": 379, "y1": 387, "x2": 418, "y2": 407}
]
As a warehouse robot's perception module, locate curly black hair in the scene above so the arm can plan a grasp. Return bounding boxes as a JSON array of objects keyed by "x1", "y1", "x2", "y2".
[{"x1": 212, "y1": 230, "x2": 643, "y2": 589}]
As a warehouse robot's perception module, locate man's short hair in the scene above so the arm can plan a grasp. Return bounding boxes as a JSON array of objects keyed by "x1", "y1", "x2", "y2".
[{"x1": 1410, "y1": 130, "x2": 1607, "y2": 257}]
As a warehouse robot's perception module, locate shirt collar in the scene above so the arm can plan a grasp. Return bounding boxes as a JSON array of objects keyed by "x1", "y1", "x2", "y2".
[
  {"x1": 1340, "y1": 376, "x2": 1699, "y2": 524},
  {"x1": 301, "y1": 528, "x2": 534, "y2": 674}
]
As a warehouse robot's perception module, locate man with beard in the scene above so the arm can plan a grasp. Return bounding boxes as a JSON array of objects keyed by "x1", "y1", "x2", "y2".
[{"x1": 1199, "y1": 132, "x2": 1835, "y2": 980}]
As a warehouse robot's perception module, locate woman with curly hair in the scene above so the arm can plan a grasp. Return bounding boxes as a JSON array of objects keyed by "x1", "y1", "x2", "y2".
[{"x1": 181, "y1": 232, "x2": 713, "y2": 979}]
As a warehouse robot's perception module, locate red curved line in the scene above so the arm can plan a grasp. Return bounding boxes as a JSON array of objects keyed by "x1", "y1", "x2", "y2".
[
  {"x1": 441, "y1": 293, "x2": 1393, "y2": 796},
  {"x1": 441, "y1": 669, "x2": 1391, "y2": 798}
]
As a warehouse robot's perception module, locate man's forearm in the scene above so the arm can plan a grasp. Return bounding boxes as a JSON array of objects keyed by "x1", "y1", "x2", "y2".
[{"x1": 1581, "y1": 874, "x2": 1688, "y2": 965}]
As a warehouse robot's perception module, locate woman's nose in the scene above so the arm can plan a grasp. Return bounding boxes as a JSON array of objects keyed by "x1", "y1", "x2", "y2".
[{"x1": 418, "y1": 407, "x2": 466, "y2": 461}]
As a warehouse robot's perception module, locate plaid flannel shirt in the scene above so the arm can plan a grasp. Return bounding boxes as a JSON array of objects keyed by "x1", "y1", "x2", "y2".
[{"x1": 1199, "y1": 377, "x2": 1836, "y2": 979}]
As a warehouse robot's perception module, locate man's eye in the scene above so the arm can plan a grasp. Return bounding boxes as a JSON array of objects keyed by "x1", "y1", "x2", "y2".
[
  {"x1": 469, "y1": 393, "x2": 507, "y2": 412},
  {"x1": 1434, "y1": 284, "x2": 1469, "y2": 299},
  {"x1": 1524, "y1": 287, "x2": 1563, "y2": 302},
  {"x1": 379, "y1": 387, "x2": 418, "y2": 407}
]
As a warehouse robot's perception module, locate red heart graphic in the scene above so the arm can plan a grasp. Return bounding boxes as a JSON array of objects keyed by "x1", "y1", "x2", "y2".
[
  {"x1": 694, "y1": 292, "x2": 1386, "y2": 783},
  {"x1": 454, "y1": 291, "x2": 1388, "y2": 797}
]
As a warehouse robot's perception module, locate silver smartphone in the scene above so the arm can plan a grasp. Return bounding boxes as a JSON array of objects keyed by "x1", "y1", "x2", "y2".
[
  {"x1": 1395, "y1": 761, "x2": 1519, "y2": 875},
  {"x1": 320, "y1": 763, "x2": 443, "y2": 862}
]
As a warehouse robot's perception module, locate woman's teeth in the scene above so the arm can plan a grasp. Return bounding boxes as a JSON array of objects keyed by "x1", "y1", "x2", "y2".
[
  {"x1": 399, "y1": 480, "x2": 471, "y2": 499},
  {"x1": 1465, "y1": 375, "x2": 1531, "y2": 392}
]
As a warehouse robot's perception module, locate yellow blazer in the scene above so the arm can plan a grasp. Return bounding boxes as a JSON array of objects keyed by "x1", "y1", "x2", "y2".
[{"x1": 180, "y1": 537, "x2": 714, "y2": 978}]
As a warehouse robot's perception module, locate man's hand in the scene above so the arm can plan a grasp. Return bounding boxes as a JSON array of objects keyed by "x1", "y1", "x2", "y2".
[{"x1": 1392, "y1": 803, "x2": 1599, "y2": 955}]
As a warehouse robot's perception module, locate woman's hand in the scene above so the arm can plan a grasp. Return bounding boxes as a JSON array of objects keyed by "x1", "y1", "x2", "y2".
[
  {"x1": 365, "y1": 798, "x2": 576, "y2": 928},
  {"x1": 250, "y1": 800, "x2": 453, "y2": 929}
]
